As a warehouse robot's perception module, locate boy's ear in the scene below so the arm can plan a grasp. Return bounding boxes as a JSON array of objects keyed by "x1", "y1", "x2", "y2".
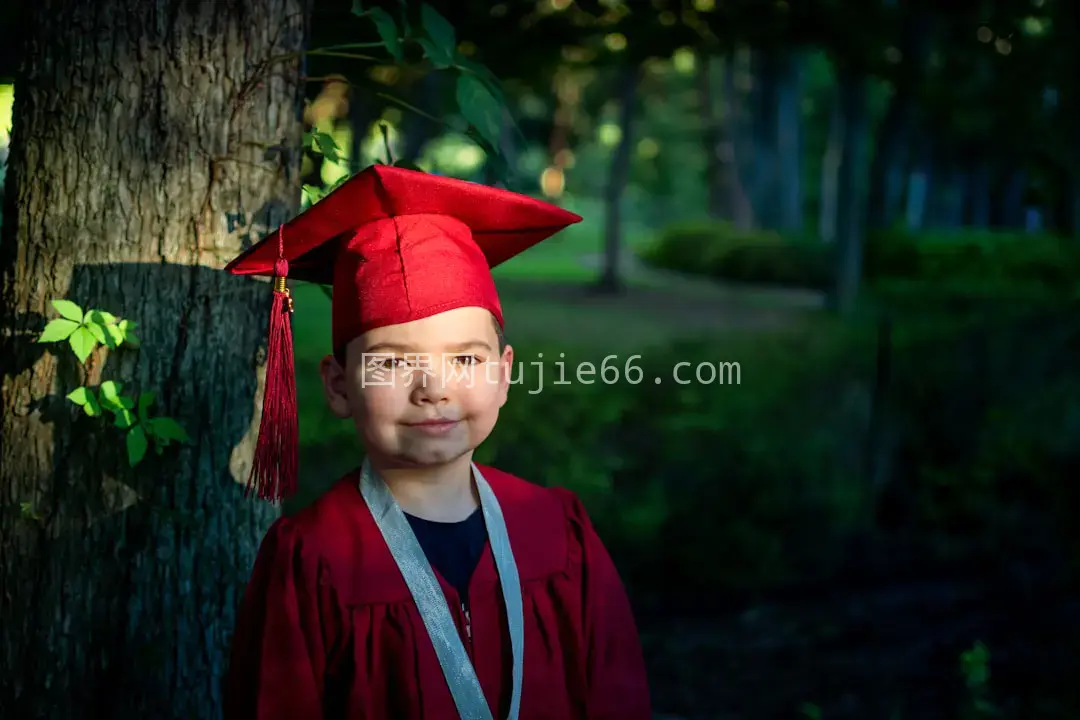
[
  {"x1": 319, "y1": 354, "x2": 353, "y2": 419},
  {"x1": 496, "y1": 343, "x2": 514, "y2": 408}
]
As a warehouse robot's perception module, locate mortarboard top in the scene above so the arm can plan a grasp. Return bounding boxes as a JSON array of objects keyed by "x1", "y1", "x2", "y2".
[
  {"x1": 225, "y1": 164, "x2": 582, "y2": 502},
  {"x1": 226, "y1": 164, "x2": 582, "y2": 350}
]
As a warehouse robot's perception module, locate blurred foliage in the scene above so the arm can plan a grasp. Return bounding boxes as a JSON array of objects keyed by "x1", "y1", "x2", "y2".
[
  {"x1": 639, "y1": 220, "x2": 831, "y2": 288},
  {"x1": 295, "y1": 288, "x2": 1080, "y2": 611},
  {"x1": 640, "y1": 223, "x2": 1080, "y2": 295}
]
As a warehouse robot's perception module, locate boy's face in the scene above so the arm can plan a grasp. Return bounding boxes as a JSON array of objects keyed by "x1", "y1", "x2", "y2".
[{"x1": 319, "y1": 306, "x2": 513, "y2": 469}]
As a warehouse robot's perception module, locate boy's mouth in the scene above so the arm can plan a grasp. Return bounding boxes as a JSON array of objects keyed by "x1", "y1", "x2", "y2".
[
  {"x1": 405, "y1": 417, "x2": 459, "y2": 426},
  {"x1": 402, "y1": 418, "x2": 461, "y2": 435}
]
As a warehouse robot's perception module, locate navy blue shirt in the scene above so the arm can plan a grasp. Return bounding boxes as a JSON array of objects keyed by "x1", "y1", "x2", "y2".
[{"x1": 406, "y1": 508, "x2": 488, "y2": 605}]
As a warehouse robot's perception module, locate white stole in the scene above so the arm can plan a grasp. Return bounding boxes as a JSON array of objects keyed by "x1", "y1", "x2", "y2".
[{"x1": 359, "y1": 460, "x2": 524, "y2": 720}]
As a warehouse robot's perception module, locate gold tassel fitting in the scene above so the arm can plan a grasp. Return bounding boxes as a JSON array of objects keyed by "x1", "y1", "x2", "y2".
[{"x1": 272, "y1": 276, "x2": 294, "y2": 313}]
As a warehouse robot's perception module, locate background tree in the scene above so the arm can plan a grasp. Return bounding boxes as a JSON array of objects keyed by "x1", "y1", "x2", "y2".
[{"x1": 0, "y1": 0, "x2": 312, "y2": 717}]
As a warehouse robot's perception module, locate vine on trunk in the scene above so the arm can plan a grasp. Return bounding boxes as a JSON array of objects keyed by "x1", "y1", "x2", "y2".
[{"x1": 36, "y1": 299, "x2": 191, "y2": 467}]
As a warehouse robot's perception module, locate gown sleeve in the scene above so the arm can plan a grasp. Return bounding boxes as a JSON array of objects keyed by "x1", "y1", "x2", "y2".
[
  {"x1": 554, "y1": 488, "x2": 653, "y2": 720},
  {"x1": 223, "y1": 516, "x2": 345, "y2": 719}
]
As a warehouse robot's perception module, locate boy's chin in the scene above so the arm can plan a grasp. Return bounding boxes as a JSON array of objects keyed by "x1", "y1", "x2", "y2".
[{"x1": 370, "y1": 443, "x2": 475, "y2": 469}]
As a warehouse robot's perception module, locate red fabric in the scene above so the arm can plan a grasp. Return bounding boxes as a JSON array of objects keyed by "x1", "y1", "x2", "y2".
[
  {"x1": 224, "y1": 167, "x2": 581, "y2": 502},
  {"x1": 329, "y1": 213, "x2": 502, "y2": 353},
  {"x1": 246, "y1": 251, "x2": 298, "y2": 503},
  {"x1": 223, "y1": 466, "x2": 652, "y2": 720},
  {"x1": 225, "y1": 165, "x2": 582, "y2": 347}
]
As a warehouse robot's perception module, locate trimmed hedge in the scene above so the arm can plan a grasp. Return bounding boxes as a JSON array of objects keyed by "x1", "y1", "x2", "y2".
[
  {"x1": 639, "y1": 221, "x2": 832, "y2": 289},
  {"x1": 638, "y1": 221, "x2": 1080, "y2": 292}
]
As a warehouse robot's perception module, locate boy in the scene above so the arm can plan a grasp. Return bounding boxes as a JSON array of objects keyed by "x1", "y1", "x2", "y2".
[{"x1": 222, "y1": 165, "x2": 651, "y2": 719}]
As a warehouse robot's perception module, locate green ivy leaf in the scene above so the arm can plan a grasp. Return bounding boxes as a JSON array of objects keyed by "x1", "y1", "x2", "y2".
[
  {"x1": 455, "y1": 58, "x2": 523, "y2": 146},
  {"x1": 117, "y1": 319, "x2": 139, "y2": 348},
  {"x1": 83, "y1": 391, "x2": 102, "y2": 417},
  {"x1": 149, "y1": 417, "x2": 191, "y2": 444},
  {"x1": 99, "y1": 382, "x2": 135, "y2": 416},
  {"x1": 100, "y1": 380, "x2": 123, "y2": 405},
  {"x1": 52, "y1": 299, "x2": 84, "y2": 323},
  {"x1": 68, "y1": 326, "x2": 99, "y2": 363},
  {"x1": 38, "y1": 318, "x2": 80, "y2": 343},
  {"x1": 104, "y1": 324, "x2": 125, "y2": 347},
  {"x1": 454, "y1": 57, "x2": 505, "y2": 103},
  {"x1": 313, "y1": 132, "x2": 341, "y2": 164},
  {"x1": 455, "y1": 73, "x2": 503, "y2": 149},
  {"x1": 138, "y1": 391, "x2": 156, "y2": 422},
  {"x1": 126, "y1": 425, "x2": 148, "y2": 466},
  {"x1": 113, "y1": 407, "x2": 136, "y2": 429},
  {"x1": 414, "y1": 39, "x2": 443, "y2": 68},
  {"x1": 420, "y1": 3, "x2": 456, "y2": 67},
  {"x1": 86, "y1": 322, "x2": 108, "y2": 346},
  {"x1": 367, "y1": 7, "x2": 402, "y2": 62},
  {"x1": 66, "y1": 387, "x2": 88, "y2": 405},
  {"x1": 66, "y1": 386, "x2": 101, "y2": 418},
  {"x1": 302, "y1": 184, "x2": 325, "y2": 207},
  {"x1": 86, "y1": 310, "x2": 118, "y2": 325}
]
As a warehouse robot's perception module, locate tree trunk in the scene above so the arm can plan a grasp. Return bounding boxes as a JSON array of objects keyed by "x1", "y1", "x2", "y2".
[
  {"x1": 1001, "y1": 164, "x2": 1027, "y2": 229},
  {"x1": 697, "y1": 50, "x2": 725, "y2": 219},
  {"x1": 697, "y1": 51, "x2": 746, "y2": 221},
  {"x1": 775, "y1": 49, "x2": 804, "y2": 234},
  {"x1": 904, "y1": 134, "x2": 932, "y2": 231},
  {"x1": 818, "y1": 86, "x2": 844, "y2": 243},
  {"x1": 0, "y1": 1, "x2": 310, "y2": 718},
  {"x1": 866, "y1": 7, "x2": 932, "y2": 230},
  {"x1": 597, "y1": 64, "x2": 639, "y2": 294},
  {"x1": 722, "y1": 52, "x2": 755, "y2": 230},
  {"x1": 969, "y1": 151, "x2": 992, "y2": 229},
  {"x1": 749, "y1": 49, "x2": 780, "y2": 229},
  {"x1": 829, "y1": 65, "x2": 870, "y2": 316}
]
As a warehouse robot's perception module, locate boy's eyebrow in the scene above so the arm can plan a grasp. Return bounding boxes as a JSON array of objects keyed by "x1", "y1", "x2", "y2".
[
  {"x1": 363, "y1": 342, "x2": 413, "y2": 354},
  {"x1": 444, "y1": 340, "x2": 494, "y2": 353},
  {"x1": 363, "y1": 340, "x2": 493, "y2": 354}
]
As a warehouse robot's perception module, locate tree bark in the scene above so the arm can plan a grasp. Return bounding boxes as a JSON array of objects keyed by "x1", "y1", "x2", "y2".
[{"x1": 0, "y1": 1, "x2": 311, "y2": 718}]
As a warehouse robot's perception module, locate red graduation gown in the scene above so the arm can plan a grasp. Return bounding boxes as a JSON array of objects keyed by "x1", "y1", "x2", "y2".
[{"x1": 223, "y1": 464, "x2": 651, "y2": 719}]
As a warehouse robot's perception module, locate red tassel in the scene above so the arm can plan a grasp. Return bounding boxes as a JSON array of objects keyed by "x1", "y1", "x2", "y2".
[{"x1": 247, "y1": 249, "x2": 298, "y2": 503}]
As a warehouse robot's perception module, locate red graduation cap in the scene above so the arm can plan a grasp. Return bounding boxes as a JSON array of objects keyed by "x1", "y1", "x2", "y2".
[{"x1": 225, "y1": 164, "x2": 582, "y2": 502}]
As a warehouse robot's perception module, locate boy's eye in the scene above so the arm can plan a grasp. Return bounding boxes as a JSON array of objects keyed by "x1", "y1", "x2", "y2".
[
  {"x1": 369, "y1": 357, "x2": 406, "y2": 370},
  {"x1": 450, "y1": 355, "x2": 482, "y2": 365}
]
